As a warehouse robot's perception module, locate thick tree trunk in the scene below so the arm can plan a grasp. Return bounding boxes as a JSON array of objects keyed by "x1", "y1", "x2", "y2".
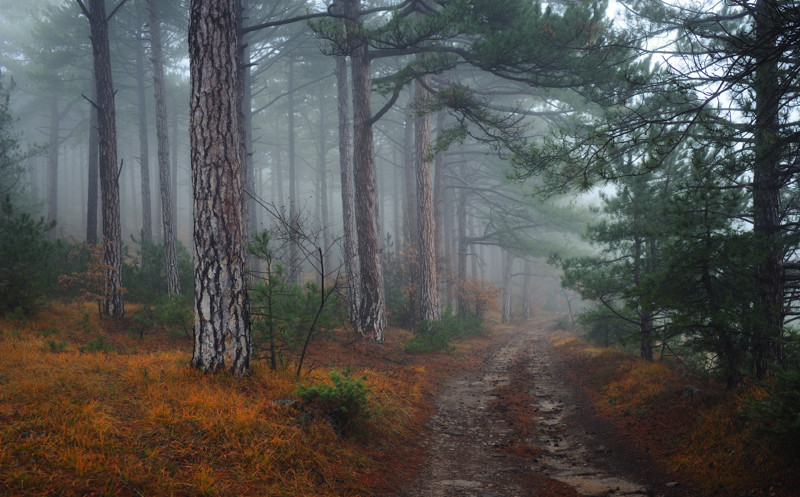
[
  {"x1": 135, "y1": 30, "x2": 152, "y2": 244},
  {"x1": 335, "y1": 55, "x2": 360, "y2": 330},
  {"x1": 414, "y1": 76, "x2": 440, "y2": 325},
  {"x1": 501, "y1": 249, "x2": 514, "y2": 324},
  {"x1": 84, "y1": 0, "x2": 124, "y2": 318},
  {"x1": 46, "y1": 98, "x2": 59, "y2": 240},
  {"x1": 751, "y1": 0, "x2": 784, "y2": 378},
  {"x1": 148, "y1": 0, "x2": 180, "y2": 297},
  {"x1": 347, "y1": 0, "x2": 385, "y2": 341},
  {"x1": 86, "y1": 79, "x2": 99, "y2": 245},
  {"x1": 189, "y1": 0, "x2": 251, "y2": 376}
]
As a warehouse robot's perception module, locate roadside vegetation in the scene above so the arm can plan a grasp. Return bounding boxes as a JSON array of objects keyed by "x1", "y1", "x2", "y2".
[{"x1": 551, "y1": 331, "x2": 800, "y2": 497}]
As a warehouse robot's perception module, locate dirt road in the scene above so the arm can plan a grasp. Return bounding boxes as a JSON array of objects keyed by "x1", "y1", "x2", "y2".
[{"x1": 392, "y1": 321, "x2": 689, "y2": 497}]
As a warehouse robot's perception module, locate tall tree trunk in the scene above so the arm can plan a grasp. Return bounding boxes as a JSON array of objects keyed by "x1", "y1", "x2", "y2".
[
  {"x1": 414, "y1": 75, "x2": 440, "y2": 325},
  {"x1": 170, "y1": 98, "x2": 178, "y2": 236},
  {"x1": 287, "y1": 55, "x2": 300, "y2": 285},
  {"x1": 236, "y1": 0, "x2": 258, "y2": 274},
  {"x1": 751, "y1": 0, "x2": 784, "y2": 378},
  {"x1": 86, "y1": 78, "x2": 99, "y2": 244},
  {"x1": 135, "y1": 27, "x2": 152, "y2": 244},
  {"x1": 501, "y1": 249, "x2": 514, "y2": 324},
  {"x1": 189, "y1": 0, "x2": 251, "y2": 376},
  {"x1": 317, "y1": 84, "x2": 330, "y2": 271},
  {"x1": 82, "y1": 0, "x2": 125, "y2": 318},
  {"x1": 402, "y1": 99, "x2": 417, "y2": 251},
  {"x1": 46, "y1": 98, "x2": 59, "y2": 241},
  {"x1": 433, "y1": 110, "x2": 445, "y2": 294},
  {"x1": 148, "y1": 0, "x2": 180, "y2": 297},
  {"x1": 522, "y1": 261, "x2": 533, "y2": 320},
  {"x1": 335, "y1": 54, "x2": 360, "y2": 330},
  {"x1": 347, "y1": 0, "x2": 385, "y2": 341},
  {"x1": 455, "y1": 182, "x2": 468, "y2": 315}
]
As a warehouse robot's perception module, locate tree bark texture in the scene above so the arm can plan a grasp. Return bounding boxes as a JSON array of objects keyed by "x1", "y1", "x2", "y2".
[
  {"x1": 347, "y1": 0, "x2": 385, "y2": 342},
  {"x1": 414, "y1": 76, "x2": 440, "y2": 324},
  {"x1": 84, "y1": 0, "x2": 125, "y2": 318},
  {"x1": 403, "y1": 99, "x2": 417, "y2": 251},
  {"x1": 148, "y1": 0, "x2": 180, "y2": 297},
  {"x1": 135, "y1": 30, "x2": 152, "y2": 245},
  {"x1": 236, "y1": 0, "x2": 258, "y2": 275},
  {"x1": 751, "y1": 0, "x2": 784, "y2": 378},
  {"x1": 189, "y1": 0, "x2": 252, "y2": 376},
  {"x1": 86, "y1": 79, "x2": 99, "y2": 245},
  {"x1": 335, "y1": 54, "x2": 361, "y2": 330}
]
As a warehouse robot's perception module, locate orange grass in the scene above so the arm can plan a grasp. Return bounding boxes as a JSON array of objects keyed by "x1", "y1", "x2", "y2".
[
  {"x1": 0, "y1": 302, "x2": 449, "y2": 497},
  {"x1": 550, "y1": 331, "x2": 800, "y2": 497}
]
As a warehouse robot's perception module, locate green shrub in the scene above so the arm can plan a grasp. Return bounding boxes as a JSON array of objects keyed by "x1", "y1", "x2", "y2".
[
  {"x1": 296, "y1": 369, "x2": 372, "y2": 434},
  {"x1": 0, "y1": 196, "x2": 56, "y2": 316},
  {"x1": 248, "y1": 230, "x2": 344, "y2": 373},
  {"x1": 123, "y1": 237, "x2": 193, "y2": 304},
  {"x1": 46, "y1": 339, "x2": 67, "y2": 352},
  {"x1": 78, "y1": 335, "x2": 116, "y2": 353},
  {"x1": 746, "y1": 364, "x2": 800, "y2": 456},
  {"x1": 404, "y1": 310, "x2": 484, "y2": 354},
  {"x1": 131, "y1": 296, "x2": 193, "y2": 338}
]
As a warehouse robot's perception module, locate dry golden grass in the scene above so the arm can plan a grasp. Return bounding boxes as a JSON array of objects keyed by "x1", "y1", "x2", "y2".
[
  {"x1": 550, "y1": 332, "x2": 800, "y2": 496},
  {"x1": 0, "y1": 302, "x2": 444, "y2": 497}
]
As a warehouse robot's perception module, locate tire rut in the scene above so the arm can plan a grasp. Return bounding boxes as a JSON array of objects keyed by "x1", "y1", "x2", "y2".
[{"x1": 391, "y1": 321, "x2": 684, "y2": 497}]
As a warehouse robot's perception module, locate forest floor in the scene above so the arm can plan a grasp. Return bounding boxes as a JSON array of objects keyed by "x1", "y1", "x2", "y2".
[
  {"x1": 1, "y1": 303, "x2": 798, "y2": 496},
  {"x1": 392, "y1": 318, "x2": 691, "y2": 497},
  {"x1": 391, "y1": 319, "x2": 800, "y2": 497}
]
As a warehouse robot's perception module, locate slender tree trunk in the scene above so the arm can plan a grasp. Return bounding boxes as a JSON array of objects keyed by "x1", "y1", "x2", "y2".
[
  {"x1": 148, "y1": 0, "x2": 180, "y2": 297},
  {"x1": 414, "y1": 75, "x2": 440, "y2": 325},
  {"x1": 501, "y1": 249, "x2": 514, "y2": 324},
  {"x1": 46, "y1": 98, "x2": 59, "y2": 240},
  {"x1": 86, "y1": 78, "x2": 99, "y2": 245},
  {"x1": 236, "y1": 0, "x2": 258, "y2": 274},
  {"x1": 335, "y1": 54, "x2": 360, "y2": 330},
  {"x1": 402, "y1": 99, "x2": 417, "y2": 251},
  {"x1": 287, "y1": 55, "x2": 300, "y2": 285},
  {"x1": 189, "y1": 0, "x2": 251, "y2": 376},
  {"x1": 433, "y1": 110, "x2": 445, "y2": 292},
  {"x1": 317, "y1": 85, "x2": 330, "y2": 271},
  {"x1": 751, "y1": 0, "x2": 784, "y2": 378},
  {"x1": 456, "y1": 183, "x2": 468, "y2": 315},
  {"x1": 170, "y1": 99, "x2": 178, "y2": 236},
  {"x1": 347, "y1": 0, "x2": 385, "y2": 341},
  {"x1": 522, "y1": 261, "x2": 533, "y2": 320},
  {"x1": 135, "y1": 28, "x2": 152, "y2": 244},
  {"x1": 83, "y1": 0, "x2": 125, "y2": 318}
]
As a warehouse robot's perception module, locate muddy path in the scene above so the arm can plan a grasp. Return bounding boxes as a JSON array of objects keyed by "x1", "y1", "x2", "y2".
[{"x1": 391, "y1": 321, "x2": 689, "y2": 497}]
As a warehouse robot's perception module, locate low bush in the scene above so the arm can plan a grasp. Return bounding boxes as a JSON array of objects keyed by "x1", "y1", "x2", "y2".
[
  {"x1": 131, "y1": 295, "x2": 193, "y2": 338},
  {"x1": 296, "y1": 369, "x2": 372, "y2": 435},
  {"x1": 78, "y1": 335, "x2": 116, "y2": 353},
  {"x1": 405, "y1": 310, "x2": 484, "y2": 354}
]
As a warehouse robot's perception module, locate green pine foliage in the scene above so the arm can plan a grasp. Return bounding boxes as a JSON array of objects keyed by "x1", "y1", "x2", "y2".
[
  {"x1": 0, "y1": 196, "x2": 56, "y2": 315},
  {"x1": 296, "y1": 369, "x2": 372, "y2": 435}
]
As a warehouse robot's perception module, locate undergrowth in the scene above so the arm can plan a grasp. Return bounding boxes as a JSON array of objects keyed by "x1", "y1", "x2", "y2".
[
  {"x1": 0, "y1": 301, "x2": 444, "y2": 496},
  {"x1": 551, "y1": 331, "x2": 800, "y2": 496}
]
